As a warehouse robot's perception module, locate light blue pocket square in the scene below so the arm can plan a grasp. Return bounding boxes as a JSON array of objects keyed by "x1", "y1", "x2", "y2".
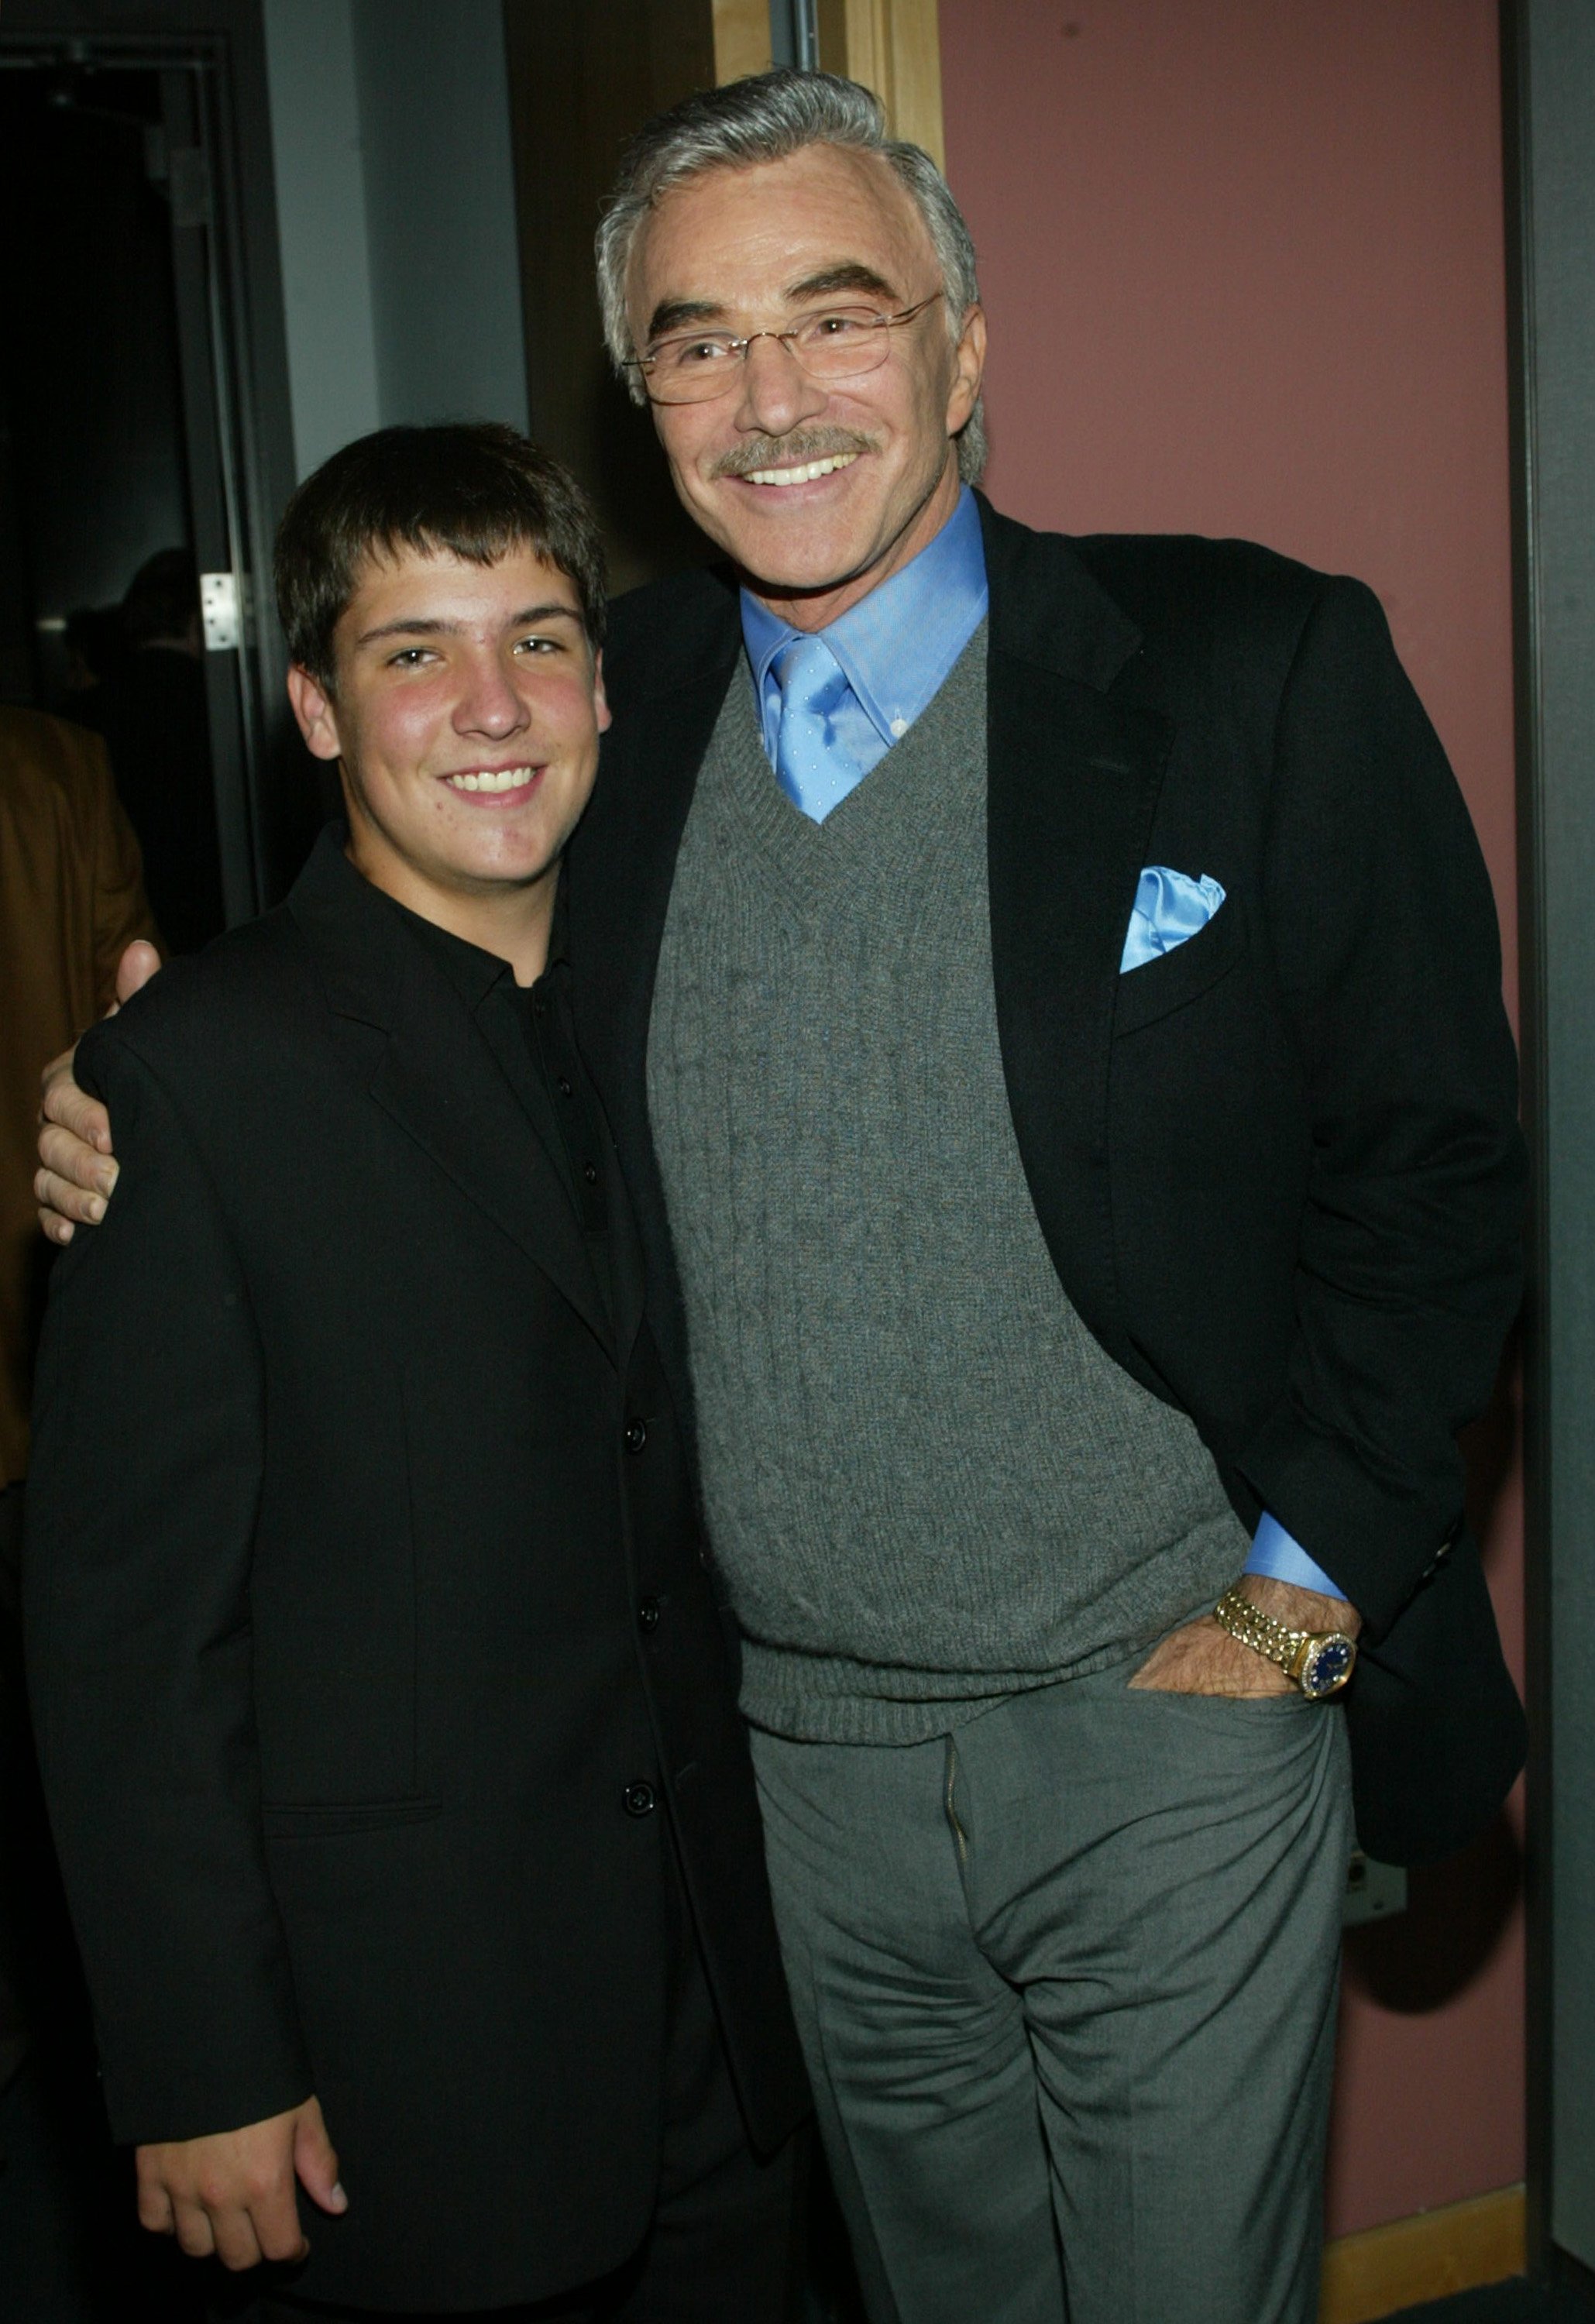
[{"x1": 1120, "y1": 867, "x2": 1226, "y2": 973}]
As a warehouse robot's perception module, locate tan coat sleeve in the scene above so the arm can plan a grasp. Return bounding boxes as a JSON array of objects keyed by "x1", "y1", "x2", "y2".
[
  {"x1": 0, "y1": 710, "x2": 162, "y2": 1486},
  {"x1": 84, "y1": 739, "x2": 163, "y2": 1009}
]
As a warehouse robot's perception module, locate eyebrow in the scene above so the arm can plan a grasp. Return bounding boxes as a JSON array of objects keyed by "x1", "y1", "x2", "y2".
[
  {"x1": 354, "y1": 603, "x2": 582, "y2": 648},
  {"x1": 645, "y1": 296, "x2": 727, "y2": 342},
  {"x1": 788, "y1": 262, "x2": 900, "y2": 303},
  {"x1": 644, "y1": 262, "x2": 902, "y2": 345}
]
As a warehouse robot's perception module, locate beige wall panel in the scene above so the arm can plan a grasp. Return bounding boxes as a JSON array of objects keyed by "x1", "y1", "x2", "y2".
[
  {"x1": 504, "y1": 0, "x2": 718, "y2": 590},
  {"x1": 713, "y1": 0, "x2": 772, "y2": 81},
  {"x1": 818, "y1": 0, "x2": 945, "y2": 167}
]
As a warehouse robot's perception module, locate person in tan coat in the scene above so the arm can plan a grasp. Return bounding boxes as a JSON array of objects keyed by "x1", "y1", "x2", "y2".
[
  {"x1": 0, "y1": 705, "x2": 159, "y2": 2312},
  {"x1": 0, "y1": 705, "x2": 161, "y2": 1501}
]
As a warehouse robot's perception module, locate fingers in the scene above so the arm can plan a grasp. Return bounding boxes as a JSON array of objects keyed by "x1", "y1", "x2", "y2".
[
  {"x1": 34, "y1": 1121, "x2": 117, "y2": 1246},
  {"x1": 139, "y1": 2172, "x2": 304, "y2": 2273},
  {"x1": 34, "y1": 1162, "x2": 111, "y2": 1237},
  {"x1": 211, "y1": 2214, "x2": 266, "y2": 2271},
  {"x1": 116, "y1": 938, "x2": 163, "y2": 1007},
  {"x1": 132, "y1": 2106, "x2": 318, "y2": 2274},
  {"x1": 40, "y1": 1061, "x2": 112, "y2": 1156},
  {"x1": 36, "y1": 1117, "x2": 117, "y2": 1197},
  {"x1": 171, "y1": 2193, "x2": 275, "y2": 2271},
  {"x1": 248, "y1": 2175, "x2": 313, "y2": 2264},
  {"x1": 171, "y1": 2195, "x2": 221, "y2": 2260},
  {"x1": 294, "y1": 2097, "x2": 349, "y2": 2216},
  {"x1": 135, "y1": 2158, "x2": 176, "y2": 2237},
  {"x1": 36, "y1": 1030, "x2": 122, "y2": 1243}
]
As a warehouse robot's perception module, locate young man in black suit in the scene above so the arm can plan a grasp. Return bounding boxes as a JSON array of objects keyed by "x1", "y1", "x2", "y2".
[{"x1": 23, "y1": 424, "x2": 806, "y2": 2322}]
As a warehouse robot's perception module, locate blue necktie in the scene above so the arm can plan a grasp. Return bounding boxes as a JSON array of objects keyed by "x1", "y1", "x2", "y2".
[{"x1": 773, "y1": 635, "x2": 863, "y2": 823}]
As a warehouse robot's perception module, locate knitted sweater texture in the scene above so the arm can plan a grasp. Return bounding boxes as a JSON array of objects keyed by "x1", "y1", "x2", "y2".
[{"x1": 646, "y1": 629, "x2": 1249, "y2": 1742}]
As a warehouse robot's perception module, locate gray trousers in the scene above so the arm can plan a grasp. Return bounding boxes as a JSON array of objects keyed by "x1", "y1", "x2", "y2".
[{"x1": 750, "y1": 1659, "x2": 1353, "y2": 2324}]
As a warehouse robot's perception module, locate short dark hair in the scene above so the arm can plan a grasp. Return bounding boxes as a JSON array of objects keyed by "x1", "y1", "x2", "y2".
[{"x1": 274, "y1": 423, "x2": 607, "y2": 689}]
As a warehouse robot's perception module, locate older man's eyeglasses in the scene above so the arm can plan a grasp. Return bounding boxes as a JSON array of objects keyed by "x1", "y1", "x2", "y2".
[{"x1": 627, "y1": 291, "x2": 944, "y2": 406}]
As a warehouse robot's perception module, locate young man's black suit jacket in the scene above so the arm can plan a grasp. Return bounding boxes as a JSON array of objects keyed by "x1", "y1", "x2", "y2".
[
  {"x1": 23, "y1": 836, "x2": 807, "y2": 2314},
  {"x1": 569, "y1": 494, "x2": 1527, "y2": 1869}
]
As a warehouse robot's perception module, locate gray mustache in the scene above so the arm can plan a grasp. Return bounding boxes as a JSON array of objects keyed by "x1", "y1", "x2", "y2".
[{"x1": 712, "y1": 430, "x2": 876, "y2": 480}]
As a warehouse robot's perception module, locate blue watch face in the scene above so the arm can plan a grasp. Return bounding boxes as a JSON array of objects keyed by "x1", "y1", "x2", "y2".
[{"x1": 1304, "y1": 1637, "x2": 1355, "y2": 1698}]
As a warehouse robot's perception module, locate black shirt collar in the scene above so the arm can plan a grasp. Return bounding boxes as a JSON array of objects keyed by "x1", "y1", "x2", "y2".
[{"x1": 373, "y1": 875, "x2": 571, "y2": 1012}]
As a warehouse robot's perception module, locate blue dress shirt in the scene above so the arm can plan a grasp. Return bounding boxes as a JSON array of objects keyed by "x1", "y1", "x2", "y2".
[
  {"x1": 737, "y1": 490, "x2": 1346, "y2": 1611},
  {"x1": 741, "y1": 483, "x2": 989, "y2": 810}
]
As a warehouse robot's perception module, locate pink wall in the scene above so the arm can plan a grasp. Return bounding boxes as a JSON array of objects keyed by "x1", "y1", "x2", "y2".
[{"x1": 939, "y1": 0, "x2": 1524, "y2": 2240}]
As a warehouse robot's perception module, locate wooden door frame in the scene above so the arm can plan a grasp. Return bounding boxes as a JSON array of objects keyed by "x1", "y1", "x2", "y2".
[{"x1": 712, "y1": 0, "x2": 945, "y2": 163}]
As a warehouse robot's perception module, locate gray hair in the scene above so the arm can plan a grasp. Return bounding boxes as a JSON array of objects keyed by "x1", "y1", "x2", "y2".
[{"x1": 596, "y1": 68, "x2": 986, "y2": 484}]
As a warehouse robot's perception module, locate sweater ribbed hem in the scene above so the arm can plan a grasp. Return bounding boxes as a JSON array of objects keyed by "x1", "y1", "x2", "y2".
[
  {"x1": 737, "y1": 1618, "x2": 1219, "y2": 1745},
  {"x1": 731, "y1": 1516, "x2": 1248, "y2": 1745}
]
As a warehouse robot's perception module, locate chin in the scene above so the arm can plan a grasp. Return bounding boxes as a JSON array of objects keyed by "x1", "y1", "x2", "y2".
[
  {"x1": 437, "y1": 838, "x2": 548, "y2": 885},
  {"x1": 701, "y1": 479, "x2": 876, "y2": 548},
  {"x1": 724, "y1": 517, "x2": 879, "y2": 588}
]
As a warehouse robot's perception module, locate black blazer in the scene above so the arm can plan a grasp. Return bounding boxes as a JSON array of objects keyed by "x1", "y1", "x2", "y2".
[
  {"x1": 568, "y1": 496, "x2": 1527, "y2": 1867},
  {"x1": 24, "y1": 836, "x2": 807, "y2": 2313}
]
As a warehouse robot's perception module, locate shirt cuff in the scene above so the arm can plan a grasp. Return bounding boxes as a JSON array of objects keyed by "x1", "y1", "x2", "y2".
[{"x1": 1243, "y1": 1512, "x2": 1346, "y2": 1601}]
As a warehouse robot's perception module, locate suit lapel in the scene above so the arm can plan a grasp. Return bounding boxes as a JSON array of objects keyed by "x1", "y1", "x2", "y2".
[
  {"x1": 981, "y1": 500, "x2": 1174, "y2": 1362},
  {"x1": 366, "y1": 978, "x2": 614, "y2": 1354},
  {"x1": 569, "y1": 572, "x2": 742, "y2": 1147},
  {"x1": 566, "y1": 572, "x2": 743, "y2": 1405},
  {"x1": 290, "y1": 832, "x2": 614, "y2": 1356}
]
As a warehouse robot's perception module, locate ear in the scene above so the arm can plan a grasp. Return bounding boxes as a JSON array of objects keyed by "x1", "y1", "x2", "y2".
[
  {"x1": 946, "y1": 304, "x2": 987, "y2": 438},
  {"x1": 592, "y1": 649, "x2": 614, "y2": 737},
  {"x1": 287, "y1": 663, "x2": 345, "y2": 763}
]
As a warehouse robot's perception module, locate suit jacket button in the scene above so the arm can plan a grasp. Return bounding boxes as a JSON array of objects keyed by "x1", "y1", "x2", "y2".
[
  {"x1": 624, "y1": 1418, "x2": 648, "y2": 1454},
  {"x1": 624, "y1": 1780, "x2": 657, "y2": 1818},
  {"x1": 638, "y1": 1597, "x2": 661, "y2": 1632}
]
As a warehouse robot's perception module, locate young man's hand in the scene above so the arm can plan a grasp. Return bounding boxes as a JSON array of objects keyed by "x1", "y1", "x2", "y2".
[
  {"x1": 34, "y1": 937, "x2": 160, "y2": 1243},
  {"x1": 1129, "y1": 1576, "x2": 1361, "y2": 1699},
  {"x1": 136, "y1": 2094, "x2": 348, "y2": 2271}
]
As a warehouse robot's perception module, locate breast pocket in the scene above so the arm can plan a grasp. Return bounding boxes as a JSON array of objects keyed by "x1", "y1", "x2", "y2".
[
  {"x1": 1112, "y1": 890, "x2": 1249, "y2": 1037},
  {"x1": 262, "y1": 1798, "x2": 443, "y2": 1838}
]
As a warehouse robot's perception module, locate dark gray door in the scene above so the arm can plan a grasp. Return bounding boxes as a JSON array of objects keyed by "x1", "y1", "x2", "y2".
[
  {"x1": 1511, "y1": 0, "x2": 1595, "y2": 2295},
  {"x1": 157, "y1": 59, "x2": 261, "y2": 926}
]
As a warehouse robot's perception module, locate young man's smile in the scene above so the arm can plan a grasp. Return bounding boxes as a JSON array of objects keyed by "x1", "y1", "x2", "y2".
[{"x1": 438, "y1": 762, "x2": 539, "y2": 799}]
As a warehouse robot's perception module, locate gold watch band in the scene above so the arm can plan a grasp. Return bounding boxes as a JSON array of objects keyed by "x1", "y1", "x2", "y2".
[
  {"x1": 1212, "y1": 1585, "x2": 1305, "y2": 1673},
  {"x1": 1212, "y1": 1585, "x2": 1357, "y2": 1700}
]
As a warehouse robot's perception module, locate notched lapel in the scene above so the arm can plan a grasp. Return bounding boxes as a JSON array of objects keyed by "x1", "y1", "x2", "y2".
[
  {"x1": 290, "y1": 834, "x2": 614, "y2": 1354},
  {"x1": 566, "y1": 581, "x2": 741, "y2": 1397},
  {"x1": 570, "y1": 605, "x2": 741, "y2": 1141},
  {"x1": 983, "y1": 515, "x2": 1174, "y2": 1358},
  {"x1": 366, "y1": 954, "x2": 614, "y2": 1356}
]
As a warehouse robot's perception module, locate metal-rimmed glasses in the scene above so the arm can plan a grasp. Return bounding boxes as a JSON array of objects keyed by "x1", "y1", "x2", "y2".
[{"x1": 626, "y1": 290, "x2": 945, "y2": 405}]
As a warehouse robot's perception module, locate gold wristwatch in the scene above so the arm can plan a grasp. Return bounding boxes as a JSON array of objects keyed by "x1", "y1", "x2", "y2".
[{"x1": 1212, "y1": 1585, "x2": 1357, "y2": 1700}]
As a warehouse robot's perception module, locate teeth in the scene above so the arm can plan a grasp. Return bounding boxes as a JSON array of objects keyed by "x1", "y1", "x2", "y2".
[
  {"x1": 744, "y1": 453, "x2": 859, "y2": 486},
  {"x1": 445, "y1": 766, "x2": 536, "y2": 793}
]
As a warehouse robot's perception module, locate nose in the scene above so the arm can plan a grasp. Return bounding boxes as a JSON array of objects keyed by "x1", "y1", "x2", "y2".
[
  {"x1": 732, "y1": 332, "x2": 829, "y2": 439},
  {"x1": 454, "y1": 646, "x2": 530, "y2": 740}
]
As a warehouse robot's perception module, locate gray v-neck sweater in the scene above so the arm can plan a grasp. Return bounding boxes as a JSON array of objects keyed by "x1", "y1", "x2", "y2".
[{"x1": 646, "y1": 627, "x2": 1248, "y2": 1743}]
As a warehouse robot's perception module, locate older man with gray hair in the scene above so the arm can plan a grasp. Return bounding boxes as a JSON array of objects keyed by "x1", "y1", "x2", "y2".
[{"x1": 40, "y1": 67, "x2": 1525, "y2": 2324}]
